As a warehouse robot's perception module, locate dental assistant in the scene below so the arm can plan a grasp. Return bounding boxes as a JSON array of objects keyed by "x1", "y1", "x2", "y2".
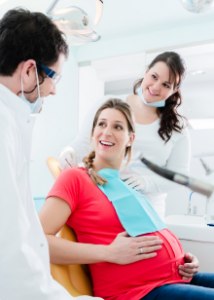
[
  {"x1": 0, "y1": 9, "x2": 102, "y2": 300},
  {"x1": 58, "y1": 52, "x2": 191, "y2": 220}
]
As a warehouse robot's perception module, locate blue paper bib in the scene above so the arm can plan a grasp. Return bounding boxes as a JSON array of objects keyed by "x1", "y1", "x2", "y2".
[{"x1": 97, "y1": 168, "x2": 166, "y2": 237}]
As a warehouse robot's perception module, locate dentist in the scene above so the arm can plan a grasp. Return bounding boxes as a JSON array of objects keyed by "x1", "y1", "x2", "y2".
[{"x1": 0, "y1": 8, "x2": 102, "y2": 300}]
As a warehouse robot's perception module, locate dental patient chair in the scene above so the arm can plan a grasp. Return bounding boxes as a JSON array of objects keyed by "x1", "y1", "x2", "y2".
[{"x1": 46, "y1": 157, "x2": 94, "y2": 297}]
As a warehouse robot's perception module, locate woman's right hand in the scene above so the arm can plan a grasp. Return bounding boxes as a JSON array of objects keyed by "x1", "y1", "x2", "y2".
[
  {"x1": 58, "y1": 147, "x2": 77, "y2": 171},
  {"x1": 106, "y1": 231, "x2": 163, "y2": 265}
]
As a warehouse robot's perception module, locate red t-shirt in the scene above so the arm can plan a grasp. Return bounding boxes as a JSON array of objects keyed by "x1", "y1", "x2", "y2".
[{"x1": 47, "y1": 168, "x2": 189, "y2": 300}]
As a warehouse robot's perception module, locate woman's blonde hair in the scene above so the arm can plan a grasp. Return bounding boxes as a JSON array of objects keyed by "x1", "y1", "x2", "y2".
[{"x1": 83, "y1": 98, "x2": 135, "y2": 186}]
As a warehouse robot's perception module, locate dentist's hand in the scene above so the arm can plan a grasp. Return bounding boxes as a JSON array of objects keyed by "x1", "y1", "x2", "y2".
[
  {"x1": 58, "y1": 147, "x2": 77, "y2": 171},
  {"x1": 120, "y1": 173, "x2": 146, "y2": 193},
  {"x1": 178, "y1": 253, "x2": 199, "y2": 281}
]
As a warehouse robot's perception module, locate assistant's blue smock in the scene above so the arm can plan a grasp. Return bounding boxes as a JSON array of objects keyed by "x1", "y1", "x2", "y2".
[{"x1": 98, "y1": 168, "x2": 166, "y2": 237}]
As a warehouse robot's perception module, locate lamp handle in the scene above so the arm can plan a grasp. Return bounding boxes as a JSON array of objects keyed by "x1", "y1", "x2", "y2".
[{"x1": 94, "y1": 0, "x2": 103, "y2": 25}]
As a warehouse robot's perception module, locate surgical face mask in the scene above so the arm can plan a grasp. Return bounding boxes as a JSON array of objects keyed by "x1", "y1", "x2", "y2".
[
  {"x1": 20, "y1": 65, "x2": 43, "y2": 114},
  {"x1": 20, "y1": 94, "x2": 43, "y2": 114},
  {"x1": 137, "y1": 85, "x2": 166, "y2": 108}
]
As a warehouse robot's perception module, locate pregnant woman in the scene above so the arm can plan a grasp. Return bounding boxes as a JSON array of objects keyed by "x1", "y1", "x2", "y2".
[{"x1": 39, "y1": 99, "x2": 213, "y2": 300}]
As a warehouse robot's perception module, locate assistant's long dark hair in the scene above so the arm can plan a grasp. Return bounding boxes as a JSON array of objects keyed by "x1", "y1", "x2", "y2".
[{"x1": 133, "y1": 52, "x2": 186, "y2": 142}]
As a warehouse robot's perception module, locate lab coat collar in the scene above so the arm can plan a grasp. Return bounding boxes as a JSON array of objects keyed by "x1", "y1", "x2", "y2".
[{"x1": 0, "y1": 83, "x2": 31, "y2": 116}]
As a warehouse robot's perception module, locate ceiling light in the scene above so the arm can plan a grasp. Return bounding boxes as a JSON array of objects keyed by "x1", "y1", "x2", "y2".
[
  {"x1": 46, "y1": 0, "x2": 103, "y2": 45},
  {"x1": 189, "y1": 119, "x2": 214, "y2": 130},
  {"x1": 191, "y1": 70, "x2": 205, "y2": 75}
]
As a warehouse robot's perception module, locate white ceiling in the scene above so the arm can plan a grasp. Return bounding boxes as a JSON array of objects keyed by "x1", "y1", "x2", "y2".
[
  {"x1": 0, "y1": 0, "x2": 214, "y2": 41},
  {"x1": 1, "y1": 0, "x2": 213, "y2": 85},
  {"x1": 96, "y1": 0, "x2": 214, "y2": 41},
  {"x1": 0, "y1": 0, "x2": 213, "y2": 121}
]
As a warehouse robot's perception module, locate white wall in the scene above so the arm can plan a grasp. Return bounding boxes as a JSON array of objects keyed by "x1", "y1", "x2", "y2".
[
  {"x1": 180, "y1": 81, "x2": 214, "y2": 120},
  {"x1": 72, "y1": 21, "x2": 214, "y2": 63},
  {"x1": 30, "y1": 50, "x2": 79, "y2": 197},
  {"x1": 165, "y1": 81, "x2": 214, "y2": 217},
  {"x1": 165, "y1": 129, "x2": 214, "y2": 217},
  {"x1": 78, "y1": 65, "x2": 104, "y2": 129}
]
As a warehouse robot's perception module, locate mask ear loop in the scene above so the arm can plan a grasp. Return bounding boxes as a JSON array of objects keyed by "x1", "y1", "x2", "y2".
[
  {"x1": 35, "y1": 65, "x2": 41, "y2": 99},
  {"x1": 21, "y1": 68, "x2": 24, "y2": 97}
]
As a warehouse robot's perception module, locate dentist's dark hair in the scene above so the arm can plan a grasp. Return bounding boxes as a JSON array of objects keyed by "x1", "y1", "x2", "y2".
[
  {"x1": 0, "y1": 8, "x2": 68, "y2": 78},
  {"x1": 133, "y1": 52, "x2": 187, "y2": 142},
  {"x1": 83, "y1": 98, "x2": 135, "y2": 186}
]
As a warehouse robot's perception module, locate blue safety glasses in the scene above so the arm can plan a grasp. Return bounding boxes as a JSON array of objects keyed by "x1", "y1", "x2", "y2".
[{"x1": 36, "y1": 62, "x2": 62, "y2": 85}]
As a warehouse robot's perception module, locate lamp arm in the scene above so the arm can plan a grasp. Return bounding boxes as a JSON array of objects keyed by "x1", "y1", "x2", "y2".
[
  {"x1": 46, "y1": 0, "x2": 60, "y2": 16},
  {"x1": 94, "y1": 0, "x2": 103, "y2": 25}
]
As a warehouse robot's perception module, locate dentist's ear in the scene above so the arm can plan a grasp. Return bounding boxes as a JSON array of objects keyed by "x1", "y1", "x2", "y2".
[{"x1": 21, "y1": 59, "x2": 36, "y2": 83}]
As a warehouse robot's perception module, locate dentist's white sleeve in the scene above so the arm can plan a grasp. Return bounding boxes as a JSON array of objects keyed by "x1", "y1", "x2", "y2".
[
  {"x1": 0, "y1": 115, "x2": 93, "y2": 300},
  {"x1": 68, "y1": 95, "x2": 115, "y2": 163}
]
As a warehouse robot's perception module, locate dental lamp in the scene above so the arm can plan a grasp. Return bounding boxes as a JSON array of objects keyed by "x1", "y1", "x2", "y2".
[
  {"x1": 141, "y1": 157, "x2": 214, "y2": 223},
  {"x1": 46, "y1": 0, "x2": 103, "y2": 45}
]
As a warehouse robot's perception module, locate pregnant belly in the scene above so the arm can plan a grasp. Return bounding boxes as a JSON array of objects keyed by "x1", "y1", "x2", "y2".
[{"x1": 90, "y1": 229, "x2": 185, "y2": 300}]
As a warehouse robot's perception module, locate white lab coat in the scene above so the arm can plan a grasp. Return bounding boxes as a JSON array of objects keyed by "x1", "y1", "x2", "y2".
[{"x1": 0, "y1": 84, "x2": 98, "y2": 300}]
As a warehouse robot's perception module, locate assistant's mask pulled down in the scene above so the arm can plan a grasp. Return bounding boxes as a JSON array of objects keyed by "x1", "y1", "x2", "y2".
[{"x1": 137, "y1": 84, "x2": 166, "y2": 108}]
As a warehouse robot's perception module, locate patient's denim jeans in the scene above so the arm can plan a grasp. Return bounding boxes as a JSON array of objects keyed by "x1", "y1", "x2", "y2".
[{"x1": 141, "y1": 272, "x2": 214, "y2": 300}]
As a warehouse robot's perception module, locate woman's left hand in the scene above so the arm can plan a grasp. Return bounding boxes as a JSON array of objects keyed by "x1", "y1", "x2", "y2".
[{"x1": 178, "y1": 252, "x2": 199, "y2": 281}]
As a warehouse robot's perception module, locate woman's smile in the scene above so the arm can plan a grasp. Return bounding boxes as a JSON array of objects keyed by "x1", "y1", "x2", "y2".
[
  {"x1": 99, "y1": 140, "x2": 115, "y2": 148},
  {"x1": 148, "y1": 88, "x2": 158, "y2": 96}
]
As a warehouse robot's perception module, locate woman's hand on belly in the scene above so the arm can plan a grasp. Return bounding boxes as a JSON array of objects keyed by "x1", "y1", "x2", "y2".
[
  {"x1": 178, "y1": 253, "x2": 199, "y2": 281},
  {"x1": 105, "y1": 231, "x2": 163, "y2": 265}
]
